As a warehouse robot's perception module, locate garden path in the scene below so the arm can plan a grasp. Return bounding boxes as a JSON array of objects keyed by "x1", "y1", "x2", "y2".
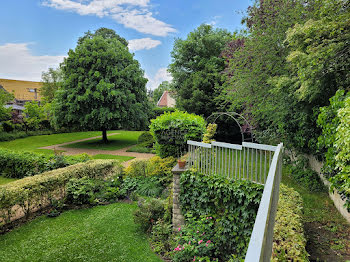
[{"x1": 39, "y1": 133, "x2": 155, "y2": 167}]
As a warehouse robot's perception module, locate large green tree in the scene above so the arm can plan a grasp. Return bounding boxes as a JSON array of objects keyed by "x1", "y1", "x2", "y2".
[
  {"x1": 52, "y1": 28, "x2": 150, "y2": 143},
  {"x1": 168, "y1": 24, "x2": 232, "y2": 117},
  {"x1": 0, "y1": 88, "x2": 13, "y2": 122}
]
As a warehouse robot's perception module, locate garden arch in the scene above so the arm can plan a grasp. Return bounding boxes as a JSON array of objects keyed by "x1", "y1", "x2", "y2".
[{"x1": 206, "y1": 112, "x2": 255, "y2": 143}]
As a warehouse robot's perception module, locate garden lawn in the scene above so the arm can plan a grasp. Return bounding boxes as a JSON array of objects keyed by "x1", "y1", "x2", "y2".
[
  {"x1": 92, "y1": 154, "x2": 135, "y2": 161},
  {"x1": 62, "y1": 130, "x2": 143, "y2": 150},
  {"x1": 0, "y1": 131, "x2": 119, "y2": 154},
  {"x1": 0, "y1": 203, "x2": 163, "y2": 262},
  {"x1": 0, "y1": 176, "x2": 16, "y2": 186}
]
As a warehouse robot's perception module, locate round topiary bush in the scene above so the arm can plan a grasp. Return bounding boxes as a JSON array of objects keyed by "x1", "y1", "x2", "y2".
[
  {"x1": 149, "y1": 111, "x2": 206, "y2": 158},
  {"x1": 138, "y1": 131, "x2": 154, "y2": 148}
]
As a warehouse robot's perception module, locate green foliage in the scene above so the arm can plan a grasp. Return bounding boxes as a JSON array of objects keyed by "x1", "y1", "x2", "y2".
[
  {"x1": 272, "y1": 184, "x2": 309, "y2": 261},
  {"x1": 150, "y1": 107, "x2": 176, "y2": 120},
  {"x1": 40, "y1": 67, "x2": 63, "y2": 103},
  {"x1": 150, "y1": 219, "x2": 174, "y2": 256},
  {"x1": 137, "y1": 131, "x2": 154, "y2": 148},
  {"x1": 172, "y1": 215, "x2": 216, "y2": 262},
  {"x1": 122, "y1": 156, "x2": 176, "y2": 198},
  {"x1": 150, "y1": 111, "x2": 206, "y2": 158},
  {"x1": 23, "y1": 101, "x2": 48, "y2": 131},
  {"x1": 65, "y1": 177, "x2": 100, "y2": 205},
  {"x1": 52, "y1": 28, "x2": 150, "y2": 142},
  {"x1": 202, "y1": 123, "x2": 217, "y2": 144},
  {"x1": 169, "y1": 24, "x2": 232, "y2": 117},
  {"x1": 0, "y1": 147, "x2": 90, "y2": 178},
  {"x1": 0, "y1": 160, "x2": 118, "y2": 226},
  {"x1": 133, "y1": 198, "x2": 166, "y2": 232},
  {"x1": 317, "y1": 90, "x2": 348, "y2": 177},
  {"x1": 330, "y1": 96, "x2": 350, "y2": 211},
  {"x1": 0, "y1": 88, "x2": 13, "y2": 122},
  {"x1": 179, "y1": 171, "x2": 263, "y2": 260},
  {"x1": 287, "y1": 156, "x2": 325, "y2": 192},
  {"x1": 1, "y1": 121, "x2": 14, "y2": 132}
]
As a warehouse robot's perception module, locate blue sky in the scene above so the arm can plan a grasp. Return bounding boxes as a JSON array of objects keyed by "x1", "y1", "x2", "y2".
[{"x1": 0, "y1": 0, "x2": 252, "y2": 89}]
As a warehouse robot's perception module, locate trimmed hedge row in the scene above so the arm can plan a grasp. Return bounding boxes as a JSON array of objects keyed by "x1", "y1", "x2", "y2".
[
  {"x1": 0, "y1": 148, "x2": 90, "y2": 178},
  {"x1": 272, "y1": 184, "x2": 309, "y2": 261},
  {"x1": 0, "y1": 160, "x2": 119, "y2": 227}
]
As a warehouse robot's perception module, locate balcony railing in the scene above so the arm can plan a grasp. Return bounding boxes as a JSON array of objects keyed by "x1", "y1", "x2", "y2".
[{"x1": 186, "y1": 140, "x2": 283, "y2": 261}]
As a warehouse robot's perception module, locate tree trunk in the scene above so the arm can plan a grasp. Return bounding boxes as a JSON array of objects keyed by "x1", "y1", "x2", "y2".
[{"x1": 102, "y1": 128, "x2": 108, "y2": 144}]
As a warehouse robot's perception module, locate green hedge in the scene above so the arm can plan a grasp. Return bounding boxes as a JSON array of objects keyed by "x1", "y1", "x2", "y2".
[
  {"x1": 150, "y1": 111, "x2": 206, "y2": 158},
  {"x1": 178, "y1": 171, "x2": 263, "y2": 260},
  {"x1": 272, "y1": 184, "x2": 309, "y2": 261},
  {"x1": 149, "y1": 107, "x2": 176, "y2": 120},
  {"x1": 0, "y1": 160, "x2": 119, "y2": 227},
  {"x1": 0, "y1": 148, "x2": 91, "y2": 178}
]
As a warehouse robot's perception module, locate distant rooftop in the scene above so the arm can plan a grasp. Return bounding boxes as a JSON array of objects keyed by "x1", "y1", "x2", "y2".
[{"x1": 0, "y1": 78, "x2": 42, "y2": 101}]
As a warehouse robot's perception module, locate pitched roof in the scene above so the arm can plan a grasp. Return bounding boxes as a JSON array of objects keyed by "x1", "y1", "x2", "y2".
[
  {"x1": 0, "y1": 78, "x2": 42, "y2": 101},
  {"x1": 157, "y1": 91, "x2": 176, "y2": 107}
]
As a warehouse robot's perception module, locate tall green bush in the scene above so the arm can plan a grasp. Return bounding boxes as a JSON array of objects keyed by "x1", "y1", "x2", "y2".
[{"x1": 150, "y1": 111, "x2": 206, "y2": 158}]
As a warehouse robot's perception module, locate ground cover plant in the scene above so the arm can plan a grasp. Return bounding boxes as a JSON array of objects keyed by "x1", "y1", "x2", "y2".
[
  {"x1": 0, "y1": 177, "x2": 16, "y2": 186},
  {"x1": 175, "y1": 170, "x2": 263, "y2": 261},
  {"x1": 62, "y1": 130, "x2": 143, "y2": 150},
  {"x1": 0, "y1": 203, "x2": 163, "y2": 262}
]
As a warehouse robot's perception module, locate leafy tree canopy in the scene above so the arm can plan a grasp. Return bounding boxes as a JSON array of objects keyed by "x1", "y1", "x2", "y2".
[
  {"x1": 52, "y1": 28, "x2": 150, "y2": 143},
  {"x1": 40, "y1": 67, "x2": 63, "y2": 103},
  {"x1": 168, "y1": 24, "x2": 232, "y2": 117}
]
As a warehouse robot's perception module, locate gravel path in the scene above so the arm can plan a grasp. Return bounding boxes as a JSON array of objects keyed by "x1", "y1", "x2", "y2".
[{"x1": 39, "y1": 133, "x2": 155, "y2": 167}]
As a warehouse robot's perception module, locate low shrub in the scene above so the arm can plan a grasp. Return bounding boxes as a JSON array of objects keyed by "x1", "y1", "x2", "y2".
[
  {"x1": 124, "y1": 156, "x2": 176, "y2": 185},
  {"x1": 150, "y1": 111, "x2": 206, "y2": 158},
  {"x1": 65, "y1": 177, "x2": 101, "y2": 205},
  {"x1": 172, "y1": 215, "x2": 216, "y2": 262},
  {"x1": 178, "y1": 171, "x2": 264, "y2": 260},
  {"x1": 2, "y1": 121, "x2": 14, "y2": 132},
  {"x1": 272, "y1": 184, "x2": 309, "y2": 261},
  {"x1": 150, "y1": 219, "x2": 174, "y2": 256},
  {"x1": 138, "y1": 131, "x2": 154, "y2": 147},
  {"x1": 133, "y1": 198, "x2": 166, "y2": 232},
  {"x1": 126, "y1": 145, "x2": 152, "y2": 153},
  {"x1": 0, "y1": 160, "x2": 119, "y2": 227},
  {"x1": 0, "y1": 148, "x2": 91, "y2": 178}
]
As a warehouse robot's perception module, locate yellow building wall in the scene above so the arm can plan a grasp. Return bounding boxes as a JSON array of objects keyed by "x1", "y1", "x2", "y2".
[{"x1": 0, "y1": 78, "x2": 42, "y2": 101}]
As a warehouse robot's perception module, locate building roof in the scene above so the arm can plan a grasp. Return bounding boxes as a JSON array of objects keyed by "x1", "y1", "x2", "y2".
[
  {"x1": 0, "y1": 78, "x2": 42, "y2": 101},
  {"x1": 4, "y1": 104, "x2": 25, "y2": 111},
  {"x1": 157, "y1": 90, "x2": 176, "y2": 107}
]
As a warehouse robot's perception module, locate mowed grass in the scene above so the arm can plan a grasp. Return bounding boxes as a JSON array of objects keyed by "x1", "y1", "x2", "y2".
[
  {"x1": 91, "y1": 154, "x2": 135, "y2": 161},
  {"x1": 0, "y1": 130, "x2": 119, "y2": 154},
  {"x1": 0, "y1": 203, "x2": 163, "y2": 262},
  {"x1": 0, "y1": 176, "x2": 17, "y2": 186},
  {"x1": 63, "y1": 130, "x2": 143, "y2": 151}
]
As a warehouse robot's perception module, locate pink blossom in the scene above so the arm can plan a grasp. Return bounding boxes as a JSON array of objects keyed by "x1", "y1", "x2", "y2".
[
  {"x1": 193, "y1": 256, "x2": 196, "y2": 261},
  {"x1": 198, "y1": 240, "x2": 203, "y2": 244},
  {"x1": 206, "y1": 240, "x2": 211, "y2": 244},
  {"x1": 196, "y1": 230, "x2": 199, "y2": 233},
  {"x1": 178, "y1": 227, "x2": 181, "y2": 231},
  {"x1": 188, "y1": 241, "x2": 191, "y2": 245}
]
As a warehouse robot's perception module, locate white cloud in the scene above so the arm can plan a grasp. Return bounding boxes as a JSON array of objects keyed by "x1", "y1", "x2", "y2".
[
  {"x1": 207, "y1": 15, "x2": 222, "y2": 26},
  {"x1": 0, "y1": 43, "x2": 64, "y2": 81},
  {"x1": 128, "y1": 38, "x2": 161, "y2": 51},
  {"x1": 43, "y1": 0, "x2": 176, "y2": 36},
  {"x1": 145, "y1": 67, "x2": 172, "y2": 90}
]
